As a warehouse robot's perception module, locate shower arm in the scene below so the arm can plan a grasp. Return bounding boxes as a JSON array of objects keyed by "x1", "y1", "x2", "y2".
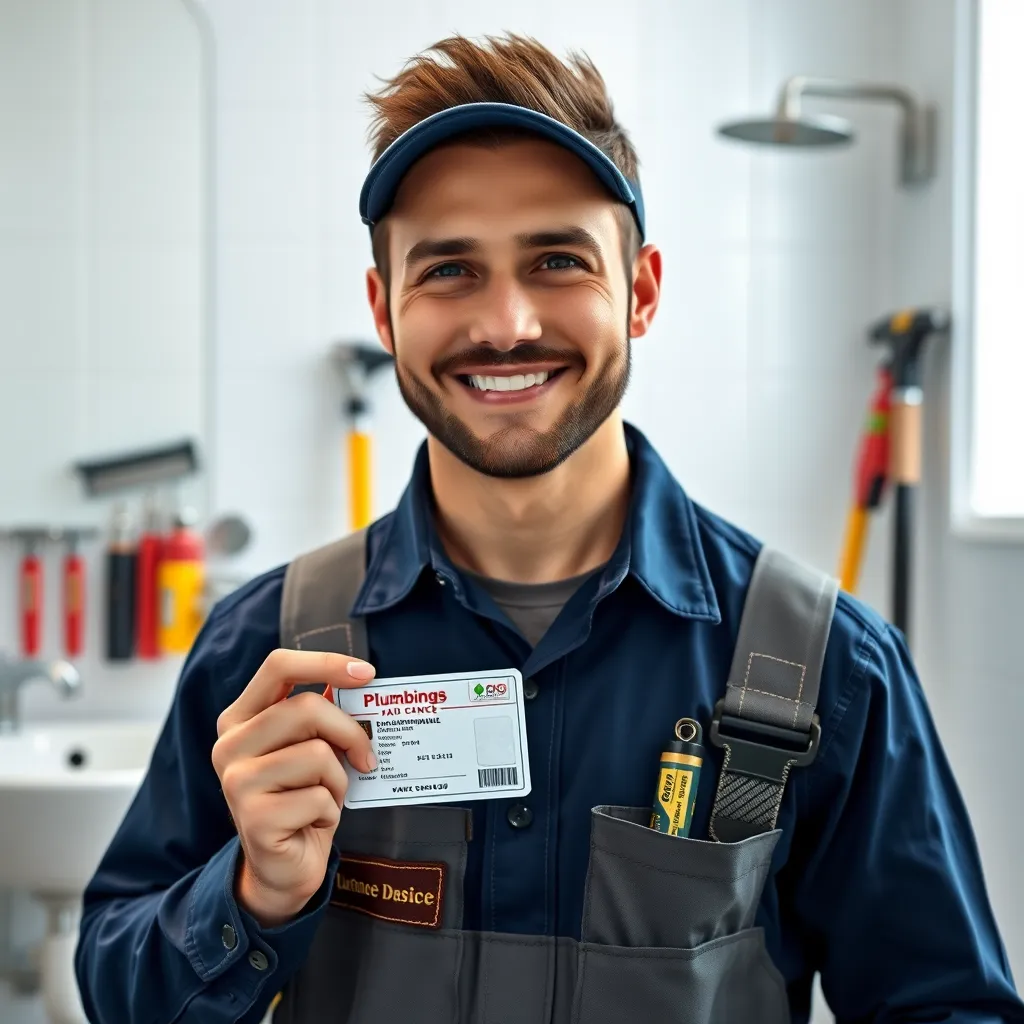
[{"x1": 776, "y1": 76, "x2": 935, "y2": 185}]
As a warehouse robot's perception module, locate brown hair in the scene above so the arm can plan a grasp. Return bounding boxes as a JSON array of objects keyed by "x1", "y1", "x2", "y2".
[{"x1": 363, "y1": 33, "x2": 642, "y2": 289}]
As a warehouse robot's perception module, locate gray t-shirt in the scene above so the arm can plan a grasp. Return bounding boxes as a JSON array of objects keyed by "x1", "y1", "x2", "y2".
[{"x1": 462, "y1": 565, "x2": 603, "y2": 648}]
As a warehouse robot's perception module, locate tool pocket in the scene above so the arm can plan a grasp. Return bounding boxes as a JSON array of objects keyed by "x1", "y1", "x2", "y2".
[
  {"x1": 572, "y1": 806, "x2": 789, "y2": 1024},
  {"x1": 275, "y1": 805, "x2": 471, "y2": 1024}
]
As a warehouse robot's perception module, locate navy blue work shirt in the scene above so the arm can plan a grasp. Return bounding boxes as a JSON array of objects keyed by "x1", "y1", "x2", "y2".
[{"x1": 76, "y1": 423, "x2": 1023, "y2": 1023}]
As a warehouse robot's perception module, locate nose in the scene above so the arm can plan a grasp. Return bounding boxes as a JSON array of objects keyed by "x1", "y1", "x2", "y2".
[{"x1": 465, "y1": 276, "x2": 542, "y2": 351}]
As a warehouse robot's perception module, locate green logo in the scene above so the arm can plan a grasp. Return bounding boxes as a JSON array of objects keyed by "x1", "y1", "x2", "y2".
[{"x1": 474, "y1": 683, "x2": 485, "y2": 696}]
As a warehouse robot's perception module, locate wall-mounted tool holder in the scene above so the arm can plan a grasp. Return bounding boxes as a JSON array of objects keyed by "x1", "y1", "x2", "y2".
[
  {"x1": 73, "y1": 438, "x2": 200, "y2": 498},
  {"x1": 0, "y1": 527, "x2": 100, "y2": 660}
]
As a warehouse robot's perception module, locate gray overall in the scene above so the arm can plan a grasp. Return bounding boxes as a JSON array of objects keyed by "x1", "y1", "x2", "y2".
[{"x1": 273, "y1": 531, "x2": 838, "y2": 1024}]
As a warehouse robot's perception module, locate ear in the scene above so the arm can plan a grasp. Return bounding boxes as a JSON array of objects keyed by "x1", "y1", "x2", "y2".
[
  {"x1": 366, "y1": 267, "x2": 394, "y2": 355},
  {"x1": 628, "y1": 244, "x2": 662, "y2": 339}
]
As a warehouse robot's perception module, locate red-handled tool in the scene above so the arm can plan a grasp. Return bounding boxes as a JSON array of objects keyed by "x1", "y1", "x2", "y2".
[
  {"x1": 5, "y1": 529, "x2": 53, "y2": 657},
  {"x1": 21, "y1": 537, "x2": 44, "y2": 657},
  {"x1": 837, "y1": 365, "x2": 892, "y2": 595},
  {"x1": 63, "y1": 541, "x2": 85, "y2": 657},
  {"x1": 60, "y1": 529, "x2": 98, "y2": 658},
  {"x1": 136, "y1": 496, "x2": 163, "y2": 659}
]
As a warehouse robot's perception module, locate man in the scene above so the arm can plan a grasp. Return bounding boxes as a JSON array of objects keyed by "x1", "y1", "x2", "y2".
[{"x1": 77, "y1": 33, "x2": 1022, "y2": 1024}]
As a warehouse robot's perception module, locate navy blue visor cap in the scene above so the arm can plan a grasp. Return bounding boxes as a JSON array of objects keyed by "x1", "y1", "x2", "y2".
[{"x1": 358, "y1": 102, "x2": 646, "y2": 243}]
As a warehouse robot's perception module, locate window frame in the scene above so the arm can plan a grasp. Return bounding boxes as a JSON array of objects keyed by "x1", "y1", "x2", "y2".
[{"x1": 950, "y1": 0, "x2": 1024, "y2": 541}]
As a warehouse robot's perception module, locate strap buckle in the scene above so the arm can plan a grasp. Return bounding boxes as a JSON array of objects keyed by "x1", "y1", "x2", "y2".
[{"x1": 708, "y1": 698, "x2": 821, "y2": 784}]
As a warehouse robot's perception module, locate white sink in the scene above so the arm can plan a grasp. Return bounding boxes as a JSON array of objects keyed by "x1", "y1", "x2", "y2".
[{"x1": 0, "y1": 721, "x2": 163, "y2": 893}]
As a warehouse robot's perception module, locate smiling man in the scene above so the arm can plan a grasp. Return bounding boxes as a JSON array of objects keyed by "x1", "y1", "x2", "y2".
[
  {"x1": 76, "y1": 33, "x2": 1022, "y2": 1024},
  {"x1": 378, "y1": 142, "x2": 641, "y2": 489}
]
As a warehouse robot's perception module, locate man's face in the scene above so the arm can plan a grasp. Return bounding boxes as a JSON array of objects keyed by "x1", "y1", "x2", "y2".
[{"x1": 371, "y1": 138, "x2": 636, "y2": 479}]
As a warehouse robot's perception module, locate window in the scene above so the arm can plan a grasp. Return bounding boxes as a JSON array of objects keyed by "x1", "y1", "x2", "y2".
[{"x1": 952, "y1": 0, "x2": 1024, "y2": 538}]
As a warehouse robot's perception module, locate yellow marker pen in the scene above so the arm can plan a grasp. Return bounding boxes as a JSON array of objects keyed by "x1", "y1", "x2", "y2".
[{"x1": 649, "y1": 718, "x2": 704, "y2": 838}]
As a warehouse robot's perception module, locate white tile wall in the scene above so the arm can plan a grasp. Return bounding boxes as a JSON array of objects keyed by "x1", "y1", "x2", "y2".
[
  {"x1": 3, "y1": 0, "x2": 1023, "y2": 1021},
  {"x1": 0, "y1": 0, "x2": 206, "y2": 723},
  {"x1": 892, "y1": 0, "x2": 1024, "y2": 986},
  {"x1": 0, "y1": 3, "x2": 207, "y2": 1015}
]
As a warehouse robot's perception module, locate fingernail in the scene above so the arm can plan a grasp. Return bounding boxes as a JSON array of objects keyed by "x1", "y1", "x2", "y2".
[
  {"x1": 366, "y1": 752, "x2": 378, "y2": 772},
  {"x1": 347, "y1": 661, "x2": 375, "y2": 680}
]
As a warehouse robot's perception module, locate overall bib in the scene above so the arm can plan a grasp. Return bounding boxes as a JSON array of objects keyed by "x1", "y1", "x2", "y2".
[{"x1": 272, "y1": 531, "x2": 837, "y2": 1024}]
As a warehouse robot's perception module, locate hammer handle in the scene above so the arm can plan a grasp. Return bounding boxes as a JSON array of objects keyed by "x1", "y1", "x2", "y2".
[{"x1": 889, "y1": 394, "x2": 922, "y2": 485}]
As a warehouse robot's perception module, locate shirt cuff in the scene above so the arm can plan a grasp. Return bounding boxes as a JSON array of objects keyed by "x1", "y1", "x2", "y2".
[{"x1": 185, "y1": 836, "x2": 341, "y2": 995}]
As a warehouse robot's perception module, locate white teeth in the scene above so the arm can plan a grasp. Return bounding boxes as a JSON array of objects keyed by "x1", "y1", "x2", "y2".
[{"x1": 468, "y1": 370, "x2": 551, "y2": 392}]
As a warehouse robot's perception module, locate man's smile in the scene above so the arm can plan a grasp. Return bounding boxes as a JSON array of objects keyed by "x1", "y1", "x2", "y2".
[{"x1": 449, "y1": 364, "x2": 571, "y2": 405}]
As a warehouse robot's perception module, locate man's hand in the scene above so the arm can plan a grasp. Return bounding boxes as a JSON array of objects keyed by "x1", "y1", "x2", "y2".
[{"x1": 211, "y1": 650, "x2": 377, "y2": 928}]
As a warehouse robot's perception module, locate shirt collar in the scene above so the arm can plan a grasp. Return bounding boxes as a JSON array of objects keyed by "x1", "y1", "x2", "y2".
[{"x1": 352, "y1": 421, "x2": 720, "y2": 624}]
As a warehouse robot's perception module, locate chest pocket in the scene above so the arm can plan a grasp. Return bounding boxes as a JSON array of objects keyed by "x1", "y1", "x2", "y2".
[
  {"x1": 572, "y1": 805, "x2": 789, "y2": 1024},
  {"x1": 276, "y1": 805, "x2": 471, "y2": 1024}
]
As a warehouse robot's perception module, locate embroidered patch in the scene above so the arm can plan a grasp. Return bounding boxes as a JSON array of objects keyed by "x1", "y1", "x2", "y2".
[{"x1": 330, "y1": 854, "x2": 446, "y2": 929}]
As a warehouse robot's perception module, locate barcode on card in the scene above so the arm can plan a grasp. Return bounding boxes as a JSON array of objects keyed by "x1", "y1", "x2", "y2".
[{"x1": 478, "y1": 766, "x2": 518, "y2": 788}]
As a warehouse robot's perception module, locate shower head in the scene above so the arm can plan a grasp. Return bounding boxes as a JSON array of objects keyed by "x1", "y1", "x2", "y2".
[
  {"x1": 718, "y1": 113, "x2": 854, "y2": 148},
  {"x1": 717, "y1": 76, "x2": 935, "y2": 185}
]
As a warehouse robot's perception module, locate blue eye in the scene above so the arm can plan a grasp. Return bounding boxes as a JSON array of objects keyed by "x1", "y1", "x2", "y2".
[
  {"x1": 543, "y1": 254, "x2": 582, "y2": 271},
  {"x1": 426, "y1": 263, "x2": 464, "y2": 279}
]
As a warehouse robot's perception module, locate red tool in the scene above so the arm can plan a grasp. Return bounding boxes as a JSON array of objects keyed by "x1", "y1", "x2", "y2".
[
  {"x1": 60, "y1": 529, "x2": 98, "y2": 658},
  {"x1": 838, "y1": 366, "x2": 892, "y2": 594},
  {"x1": 63, "y1": 538, "x2": 85, "y2": 657},
  {"x1": 136, "y1": 496, "x2": 163, "y2": 659},
  {"x1": 21, "y1": 536, "x2": 44, "y2": 657},
  {"x1": 4, "y1": 529, "x2": 54, "y2": 657}
]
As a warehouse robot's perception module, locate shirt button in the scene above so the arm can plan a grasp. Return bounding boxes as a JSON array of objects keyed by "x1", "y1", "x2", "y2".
[
  {"x1": 507, "y1": 803, "x2": 533, "y2": 829},
  {"x1": 523, "y1": 678, "x2": 539, "y2": 701},
  {"x1": 248, "y1": 950, "x2": 269, "y2": 971},
  {"x1": 220, "y1": 924, "x2": 237, "y2": 950},
  {"x1": 435, "y1": 571, "x2": 447, "y2": 586}
]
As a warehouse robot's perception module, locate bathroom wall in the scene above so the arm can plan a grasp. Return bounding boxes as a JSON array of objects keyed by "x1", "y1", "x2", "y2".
[
  {"x1": 3, "y1": 0, "x2": 1021, "y2": 1021},
  {"x1": 892, "y1": 0, "x2": 1024, "y2": 988},
  {"x1": 0, "y1": 0, "x2": 207, "y2": 726}
]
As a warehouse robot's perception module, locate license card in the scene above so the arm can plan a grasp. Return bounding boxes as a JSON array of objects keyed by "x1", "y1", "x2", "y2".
[{"x1": 333, "y1": 668, "x2": 531, "y2": 809}]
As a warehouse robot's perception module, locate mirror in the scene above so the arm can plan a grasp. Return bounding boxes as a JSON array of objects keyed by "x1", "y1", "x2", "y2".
[{"x1": 0, "y1": 0, "x2": 211, "y2": 672}]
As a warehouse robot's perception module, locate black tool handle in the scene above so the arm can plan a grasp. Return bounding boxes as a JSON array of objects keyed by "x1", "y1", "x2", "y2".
[
  {"x1": 893, "y1": 483, "x2": 912, "y2": 641},
  {"x1": 106, "y1": 549, "x2": 137, "y2": 660}
]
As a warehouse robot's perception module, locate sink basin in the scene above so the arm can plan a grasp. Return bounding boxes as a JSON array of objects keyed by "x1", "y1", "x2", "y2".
[{"x1": 0, "y1": 721, "x2": 163, "y2": 893}]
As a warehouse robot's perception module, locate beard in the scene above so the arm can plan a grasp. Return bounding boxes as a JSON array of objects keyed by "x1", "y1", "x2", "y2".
[{"x1": 393, "y1": 329, "x2": 632, "y2": 480}]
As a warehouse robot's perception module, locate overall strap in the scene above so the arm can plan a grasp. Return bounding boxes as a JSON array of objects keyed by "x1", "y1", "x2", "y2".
[
  {"x1": 709, "y1": 547, "x2": 838, "y2": 843},
  {"x1": 280, "y1": 528, "x2": 370, "y2": 663}
]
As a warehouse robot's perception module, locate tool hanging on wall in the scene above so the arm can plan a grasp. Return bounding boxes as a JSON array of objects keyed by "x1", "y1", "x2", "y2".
[
  {"x1": 6, "y1": 528, "x2": 54, "y2": 657},
  {"x1": 331, "y1": 342, "x2": 394, "y2": 532},
  {"x1": 59, "y1": 528, "x2": 99, "y2": 658},
  {"x1": 837, "y1": 307, "x2": 949, "y2": 647},
  {"x1": 158, "y1": 505, "x2": 206, "y2": 656},
  {"x1": 136, "y1": 492, "x2": 164, "y2": 660},
  {"x1": 1, "y1": 526, "x2": 100, "y2": 659},
  {"x1": 106, "y1": 504, "x2": 138, "y2": 662},
  {"x1": 73, "y1": 438, "x2": 199, "y2": 497}
]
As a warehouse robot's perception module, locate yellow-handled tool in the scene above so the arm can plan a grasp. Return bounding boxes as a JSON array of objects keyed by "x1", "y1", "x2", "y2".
[{"x1": 332, "y1": 342, "x2": 394, "y2": 531}]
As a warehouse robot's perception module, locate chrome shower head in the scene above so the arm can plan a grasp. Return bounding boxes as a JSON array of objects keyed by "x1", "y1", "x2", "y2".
[
  {"x1": 717, "y1": 76, "x2": 935, "y2": 185},
  {"x1": 718, "y1": 113, "x2": 854, "y2": 147}
]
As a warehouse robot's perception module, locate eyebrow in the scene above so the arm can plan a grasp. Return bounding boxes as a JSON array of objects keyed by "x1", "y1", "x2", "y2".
[{"x1": 403, "y1": 226, "x2": 604, "y2": 272}]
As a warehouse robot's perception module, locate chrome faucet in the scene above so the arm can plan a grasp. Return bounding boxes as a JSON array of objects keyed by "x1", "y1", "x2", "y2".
[{"x1": 0, "y1": 655, "x2": 81, "y2": 733}]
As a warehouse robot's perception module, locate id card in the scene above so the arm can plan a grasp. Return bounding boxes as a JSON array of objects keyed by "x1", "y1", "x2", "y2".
[{"x1": 333, "y1": 668, "x2": 531, "y2": 809}]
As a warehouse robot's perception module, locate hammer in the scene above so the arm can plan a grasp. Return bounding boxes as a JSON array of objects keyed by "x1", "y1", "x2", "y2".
[
  {"x1": 869, "y1": 306, "x2": 949, "y2": 644},
  {"x1": 331, "y1": 342, "x2": 394, "y2": 531}
]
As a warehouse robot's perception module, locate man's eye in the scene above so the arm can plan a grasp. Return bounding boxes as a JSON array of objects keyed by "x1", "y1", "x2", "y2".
[
  {"x1": 425, "y1": 263, "x2": 464, "y2": 279},
  {"x1": 542, "y1": 254, "x2": 584, "y2": 271}
]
